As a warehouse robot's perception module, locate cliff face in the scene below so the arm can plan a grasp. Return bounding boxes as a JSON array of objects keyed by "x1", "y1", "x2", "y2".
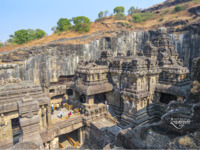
[
  {"x1": 170, "y1": 32, "x2": 200, "y2": 69},
  {"x1": 0, "y1": 30, "x2": 136, "y2": 91},
  {"x1": 0, "y1": 29, "x2": 199, "y2": 91}
]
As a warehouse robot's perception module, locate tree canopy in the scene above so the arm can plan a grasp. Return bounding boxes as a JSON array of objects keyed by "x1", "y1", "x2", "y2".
[
  {"x1": 128, "y1": 7, "x2": 135, "y2": 15},
  {"x1": 114, "y1": 6, "x2": 125, "y2": 14},
  {"x1": 14, "y1": 29, "x2": 30, "y2": 44},
  {"x1": 57, "y1": 18, "x2": 72, "y2": 31},
  {"x1": 73, "y1": 16, "x2": 91, "y2": 32},
  {"x1": 7, "y1": 29, "x2": 46, "y2": 44},
  {"x1": 98, "y1": 11, "x2": 104, "y2": 19}
]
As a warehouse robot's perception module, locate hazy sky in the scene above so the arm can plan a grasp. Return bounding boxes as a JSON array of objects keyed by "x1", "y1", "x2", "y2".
[{"x1": 0, "y1": 0, "x2": 165, "y2": 42}]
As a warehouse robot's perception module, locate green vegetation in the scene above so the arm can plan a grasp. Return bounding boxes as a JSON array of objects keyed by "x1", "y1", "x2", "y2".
[
  {"x1": 128, "y1": 7, "x2": 135, "y2": 15},
  {"x1": 161, "y1": 9, "x2": 170, "y2": 16},
  {"x1": 104, "y1": 10, "x2": 109, "y2": 17},
  {"x1": 57, "y1": 18, "x2": 72, "y2": 31},
  {"x1": 159, "y1": 18, "x2": 164, "y2": 22},
  {"x1": 193, "y1": 0, "x2": 199, "y2": 3},
  {"x1": 98, "y1": 11, "x2": 104, "y2": 20},
  {"x1": 114, "y1": 12, "x2": 126, "y2": 20},
  {"x1": 132, "y1": 12, "x2": 154, "y2": 23},
  {"x1": 173, "y1": 5, "x2": 184, "y2": 13},
  {"x1": 114, "y1": 6, "x2": 126, "y2": 20},
  {"x1": 7, "y1": 29, "x2": 46, "y2": 44},
  {"x1": 128, "y1": 6, "x2": 141, "y2": 15},
  {"x1": 96, "y1": 10, "x2": 110, "y2": 22},
  {"x1": 114, "y1": 6, "x2": 125, "y2": 14},
  {"x1": 0, "y1": 43, "x2": 2, "y2": 48},
  {"x1": 73, "y1": 16, "x2": 91, "y2": 32},
  {"x1": 53, "y1": 16, "x2": 91, "y2": 33}
]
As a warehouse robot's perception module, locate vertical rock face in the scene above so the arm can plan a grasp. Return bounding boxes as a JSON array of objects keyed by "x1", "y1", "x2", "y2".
[
  {"x1": 0, "y1": 31, "x2": 140, "y2": 91},
  {"x1": 0, "y1": 29, "x2": 199, "y2": 91},
  {"x1": 170, "y1": 32, "x2": 200, "y2": 69}
]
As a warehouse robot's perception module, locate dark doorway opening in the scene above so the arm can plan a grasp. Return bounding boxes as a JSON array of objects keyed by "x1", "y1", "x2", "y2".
[
  {"x1": 80, "y1": 94, "x2": 86, "y2": 103},
  {"x1": 67, "y1": 89, "x2": 73, "y2": 96},
  {"x1": 160, "y1": 93, "x2": 177, "y2": 104},
  {"x1": 94, "y1": 93, "x2": 106, "y2": 104},
  {"x1": 51, "y1": 94, "x2": 65, "y2": 100},
  {"x1": 105, "y1": 37, "x2": 111, "y2": 49},
  {"x1": 49, "y1": 89, "x2": 55, "y2": 93},
  {"x1": 11, "y1": 118, "x2": 21, "y2": 144}
]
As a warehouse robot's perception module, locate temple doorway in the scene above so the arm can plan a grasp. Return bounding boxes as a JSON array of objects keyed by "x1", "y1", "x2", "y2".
[
  {"x1": 80, "y1": 94, "x2": 86, "y2": 103},
  {"x1": 66, "y1": 89, "x2": 73, "y2": 96},
  {"x1": 94, "y1": 93, "x2": 106, "y2": 104}
]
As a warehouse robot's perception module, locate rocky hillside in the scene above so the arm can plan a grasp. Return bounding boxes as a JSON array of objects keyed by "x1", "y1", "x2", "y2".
[{"x1": 0, "y1": 0, "x2": 200, "y2": 52}]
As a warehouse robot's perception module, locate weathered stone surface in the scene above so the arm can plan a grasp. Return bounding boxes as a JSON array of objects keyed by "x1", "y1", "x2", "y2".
[{"x1": 188, "y1": 5, "x2": 200, "y2": 16}]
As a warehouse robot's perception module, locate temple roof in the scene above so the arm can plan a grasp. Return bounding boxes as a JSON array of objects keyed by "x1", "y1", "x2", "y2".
[
  {"x1": 70, "y1": 82, "x2": 113, "y2": 96},
  {"x1": 155, "y1": 83, "x2": 190, "y2": 97}
]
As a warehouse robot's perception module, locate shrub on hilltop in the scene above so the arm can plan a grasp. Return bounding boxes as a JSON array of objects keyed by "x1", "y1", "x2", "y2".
[
  {"x1": 7, "y1": 29, "x2": 46, "y2": 44},
  {"x1": 73, "y1": 16, "x2": 92, "y2": 32}
]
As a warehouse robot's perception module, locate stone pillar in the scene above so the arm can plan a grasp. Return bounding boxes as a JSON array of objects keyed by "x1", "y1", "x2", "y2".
[
  {"x1": 50, "y1": 137, "x2": 59, "y2": 149},
  {"x1": 47, "y1": 103, "x2": 52, "y2": 126},
  {"x1": 78, "y1": 127, "x2": 85, "y2": 145},
  {"x1": 86, "y1": 95, "x2": 94, "y2": 104},
  {"x1": 0, "y1": 114, "x2": 13, "y2": 149},
  {"x1": 18, "y1": 97, "x2": 43, "y2": 149},
  {"x1": 65, "y1": 94, "x2": 68, "y2": 100},
  {"x1": 74, "y1": 91, "x2": 79, "y2": 100}
]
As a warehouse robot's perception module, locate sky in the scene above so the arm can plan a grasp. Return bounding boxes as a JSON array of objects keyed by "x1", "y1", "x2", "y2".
[{"x1": 0, "y1": 0, "x2": 165, "y2": 42}]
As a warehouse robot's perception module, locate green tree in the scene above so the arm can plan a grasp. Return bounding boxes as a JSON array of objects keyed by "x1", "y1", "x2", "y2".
[
  {"x1": 174, "y1": 5, "x2": 183, "y2": 12},
  {"x1": 51, "y1": 26, "x2": 57, "y2": 33},
  {"x1": 27, "y1": 29, "x2": 36, "y2": 40},
  {"x1": 104, "y1": 10, "x2": 109, "y2": 17},
  {"x1": 73, "y1": 16, "x2": 91, "y2": 32},
  {"x1": 128, "y1": 6, "x2": 136, "y2": 15},
  {"x1": 34, "y1": 29, "x2": 46, "y2": 39},
  {"x1": 57, "y1": 18, "x2": 71, "y2": 31},
  {"x1": 14, "y1": 29, "x2": 30, "y2": 44},
  {"x1": 98, "y1": 11, "x2": 104, "y2": 19},
  {"x1": 114, "y1": 6, "x2": 125, "y2": 14}
]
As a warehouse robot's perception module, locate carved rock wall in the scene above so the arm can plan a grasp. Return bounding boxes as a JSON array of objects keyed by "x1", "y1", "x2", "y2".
[{"x1": 0, "y1": 29, "x2": 199, "y2": 91}]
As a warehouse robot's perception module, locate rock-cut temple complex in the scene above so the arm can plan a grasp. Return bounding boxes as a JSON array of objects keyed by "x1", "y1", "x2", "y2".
[{"x1": 0, "y1": 27, "x2": 199, "y2": 149}]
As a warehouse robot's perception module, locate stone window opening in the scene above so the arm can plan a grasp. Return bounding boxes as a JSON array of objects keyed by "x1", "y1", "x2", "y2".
[{"x1": 49, "y1": 89, "x2": 55, "y2": 93}]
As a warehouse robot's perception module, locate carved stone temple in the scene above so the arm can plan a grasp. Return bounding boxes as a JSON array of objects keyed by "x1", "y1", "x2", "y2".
[{"x1": 0, "y1": 28, "x2": 199, "y2": 149}]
